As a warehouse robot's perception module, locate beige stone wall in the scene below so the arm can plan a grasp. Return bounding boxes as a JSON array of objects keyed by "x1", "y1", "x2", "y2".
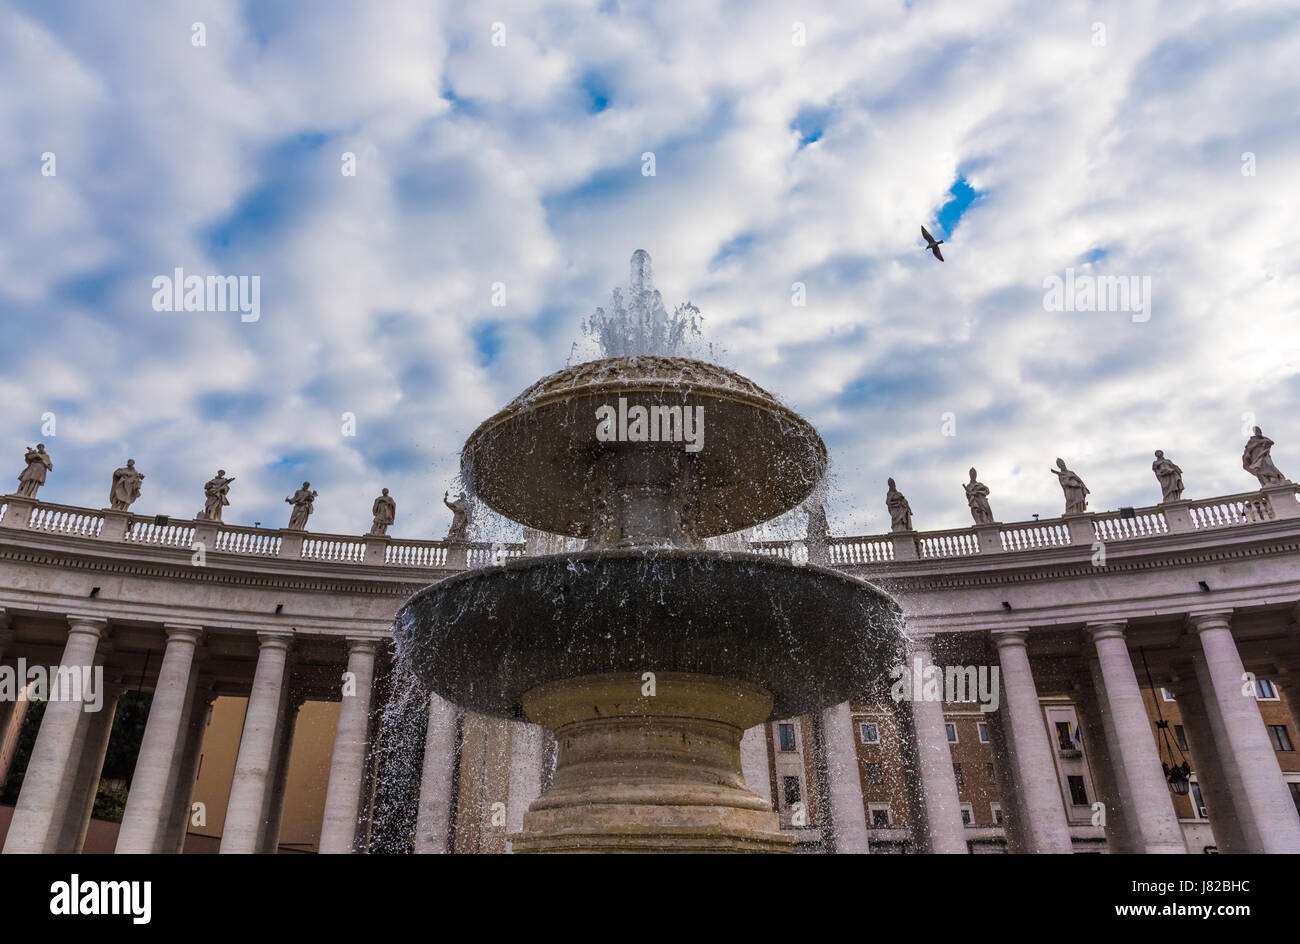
[
  {"x1": 189, "y1": 697, "x2": 340, "y2": 853},
  {"x1": 188, "y1": 697, "x2": 244, "y2": 843}
]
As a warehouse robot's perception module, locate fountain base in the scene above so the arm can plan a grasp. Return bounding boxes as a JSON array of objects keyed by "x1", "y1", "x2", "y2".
[{"x1": 510, "y1": 672, "x2": 796, "y2": 854}]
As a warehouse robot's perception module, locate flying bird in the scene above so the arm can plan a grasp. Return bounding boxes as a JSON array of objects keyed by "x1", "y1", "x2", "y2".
[{"x1": 921, "y1": 225, "x2": 945, "y2": 262}]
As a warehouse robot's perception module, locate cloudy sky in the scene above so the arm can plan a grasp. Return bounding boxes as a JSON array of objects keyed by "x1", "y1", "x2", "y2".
[{"x1": 2, "y1": 0, "x2": 1298, "y2": 540}]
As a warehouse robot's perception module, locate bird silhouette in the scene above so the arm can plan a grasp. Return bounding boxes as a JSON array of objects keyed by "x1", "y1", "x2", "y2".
[{"x1": 921, "y1": 225, "x2": 945, "y2": 262}]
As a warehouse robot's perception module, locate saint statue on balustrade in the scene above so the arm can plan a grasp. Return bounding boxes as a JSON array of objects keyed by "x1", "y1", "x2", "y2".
[
  {"x1": 15, "y1": 444, "x2": 52, "y2": 499},
  {"x1": 109, "y1": 459, "x2": 145, "y2": 511}
]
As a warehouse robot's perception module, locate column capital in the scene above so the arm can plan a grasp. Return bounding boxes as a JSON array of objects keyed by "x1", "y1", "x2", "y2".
[
  {"x1": 344, "y1": 636, "x2": 381, "y2": 654},
  {"x1": 906, "y1": 632, "x2": 936, "y2": 654},
  {"x1": 255, "y1": 630, "x2": 294, "y2": 651},
  {"x1": 66, "y1": 615, "x2": 109, "y2": 637},
  {"x1": 1186, "y1": 611, "x2": 1233, "y2": 634},
  {"x1": 990, "y1": 627, "x2": 1032, "y2": 649},
  {"x1": 162, "y1": 623, "x2": 205, "y2": 643},
  {"x1": 1084, "y1": 620, "x2": 1127, "y2": 642}
]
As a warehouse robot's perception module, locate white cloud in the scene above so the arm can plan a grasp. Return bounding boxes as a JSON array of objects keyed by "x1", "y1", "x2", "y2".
[{"x1": 0, "y1": 0, "x2": 1296, "y2": 539}]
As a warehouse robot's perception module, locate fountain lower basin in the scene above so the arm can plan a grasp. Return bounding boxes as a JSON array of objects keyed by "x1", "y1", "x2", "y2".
[{"x1": 395, "y1": 549, "x2": 903, "y2": 722}]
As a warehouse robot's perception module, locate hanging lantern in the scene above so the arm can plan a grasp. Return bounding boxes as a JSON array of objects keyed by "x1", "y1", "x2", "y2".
[{"x1": 1164, "y1": 760, "x2": 1192, "y2": 796}]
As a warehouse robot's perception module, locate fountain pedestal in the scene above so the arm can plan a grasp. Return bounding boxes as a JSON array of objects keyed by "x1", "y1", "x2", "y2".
[{"x1": 511, "y1": 673, "x2": 795, "y2": 853}]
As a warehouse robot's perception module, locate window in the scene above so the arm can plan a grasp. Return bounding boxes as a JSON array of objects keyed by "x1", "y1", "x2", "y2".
[
  {"x1": 1161, "y1": 688, "x2": 1175, "y2": 701},
  {"x1": 866, "y1": 762, "x2": 884, "y2": 786},
  {"x1": 945, "y1": 722, "x2": 958, "y2": 743},
  {"x1": 1067, "y1": 775, "x2": 1089, "y2": 806},
  {"x1": 1289, "y1": 782, "x2": 1300, "y2": 818},
  {"x1": 868, "y1": 804, "x2": 892, "y2": 827},
  {"x1": 1174, "y1": 724, "x2": 1188, "y2": 751},
  {"x1": 1054, "y1": 721, "x2": 1075, "y2": 751},
  {"x1": 1255, "y1": 679, "x2": 1279, "y2": 700},
  {"x1": 782, "y1": 776, "x2": 802, "y2": 806},
  {"x1": 959, "y1": 803, "x2": 973, "y2": 826},
  {"x1": 953, "y1": 763, "x2": 964, "y2": 787},
  {"x1": 860, "y1": 722, "x2": 879, "y2": 744},
  {"x1": 977, "y1": 722, "x2": 989, "y2": 743},
  {"x1": 1268, "y1": 725, "x2": 1294, "y2": 752},
  {"x1": 990, "y1": 802, "x2": 1003, "y2": 825},
  {"x1": 1190, "y1": 781, "x2": 1208, "y2": 819},
  {"x1": 778, "y1": 722, "x2": 797, "y2": 752},
  {"x1": 986, "y1": 762, "x2": 996, "y2": 785}
]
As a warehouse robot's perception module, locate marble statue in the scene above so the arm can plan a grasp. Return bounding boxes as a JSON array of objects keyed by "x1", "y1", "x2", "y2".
[
  {"x1": 964, "y1": 468, "x2": 994, "y2": 524},
  {"x1": 444, "y1": 490, "x2": 473, "y2": 542},
  {"x1": 886, "y1": 478, "x2": 913, "y2": 532},
  {"x1": 285, "y1": 482, "x2": 318, "y2": 530},
  {"x1": 1051, "y1": 458, "x2": 1090, "y2": 515},
  {"x1": 1152, "y1": 450, "x2": 1184, "y2": 502},
  {"x1": 198, "y1": 470, "x2": 235, "y2": 522},
  {"x1": 15, "y1": 444, "x2": 52, "y2": 499},
  {"x1": 1243, "y1": 426, "x2": 1287, "y2": 487},
  {"x1": 109, "y1": 459, "x2": 145, "y2": 510},
  {"x1": 369, "y1": 488, "x2": 396, "y2": 536}
]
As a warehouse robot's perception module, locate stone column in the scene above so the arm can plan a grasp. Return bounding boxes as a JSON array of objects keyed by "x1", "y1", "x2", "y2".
[
  {"x1": 319, "y1": 639, "x2": 378, "y2": 854},
  {"x1": 0, "y1": 610, "x2": 16, "y2": 789},
  {"x1": 740, "y1": 725, "x2": 773, "y2": 805},
  {"x1": 1072, "y1": 672, "x2": 1136, "y2": 853},
  {"x1": 991, "y1": 629, "x2": 1073, "y2": 853},
  {"x1": 2, "y1": 616, "x2": 107, "y2": 854},
  {"x1": 162, "y1": 678, "x2": 215, "y2": 853},
  {"x1": 0, "y1": 697, "x2": 17, "y2": 790},
  {"x1": 258, "y1": 688, "x2": 304, "y2": 854},
  {"x1": 413, "y1": 691, "x2": 461, "y2": 854},
  {"x1": 56, "y1": 674, "x2": 124, "y2": 854},
  {"x1": 1167, "y1": 671, "x2": 1247, "y2": 853},
  {"x1": 220, "y1": 632, "x2": 292, "y2": 854},
  {"x1": 505, "y1": 720, "x2": 545, "y2": 851},
  {"x1": 983, "y1": 706, "x2": 1028, "y2": 853},
  {"x1": 905, "y1": 636, "x2": 969, "y2": 853},
  {"x1": 116, "y1": 624, "x2": 203, "y2": 853},
  {"x1": 0, "y1": 618, "x2": 24, "y2": 790},
  {"x1": 0, "y1": 616, "x2": 14, "y2": 787},
  {"x1": 1085, "y1": 622, "x2": 1185, "y2": 853},
  {"x1": 817, "y1": 700, "x2": 871, "y2": 853},
  {"x1": 1189, "y1": 612, "x2": 1300, "y2": 852}
]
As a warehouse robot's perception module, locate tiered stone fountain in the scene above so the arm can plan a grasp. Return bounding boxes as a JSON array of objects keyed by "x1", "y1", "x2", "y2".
[{"x1": 396, "y1": 253, "x2": 904, "y2": 853}]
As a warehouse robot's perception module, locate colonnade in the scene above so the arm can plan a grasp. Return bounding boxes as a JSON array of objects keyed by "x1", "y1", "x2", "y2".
[
  {"x1": 0, "y1": 619, "x2": 380, "y2": 855},
  {"x1": 2, "y1": 607, "x2": 1298, "y2": 854},
  {"x1": 859, "y1": 611, "x2": 1300, "y2": 854}
]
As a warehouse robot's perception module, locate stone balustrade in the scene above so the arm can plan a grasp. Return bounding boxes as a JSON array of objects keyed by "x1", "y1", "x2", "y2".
[
  {"x1": 0, "y1": 496, "x2": 526, "y2": 569},
  {"x1": 736, "y1": 485, "x2": 1299, "y2": 564},
  {"x1": 2, "y1": 483, "x2": 1294, "y2": 573}
]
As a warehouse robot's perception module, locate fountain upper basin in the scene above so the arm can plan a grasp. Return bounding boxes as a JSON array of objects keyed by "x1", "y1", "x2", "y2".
[
  {"x1": 395, "y1": 549, "x2": 905, "y2": 721},
  {"x1": 460, "y1": 356, "x2": 827, "y2": 542}
]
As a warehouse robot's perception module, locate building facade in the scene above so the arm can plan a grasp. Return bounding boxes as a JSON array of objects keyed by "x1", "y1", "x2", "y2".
[{"x1": 1, "y1": 476, "x2": 1299, "y2": 853}]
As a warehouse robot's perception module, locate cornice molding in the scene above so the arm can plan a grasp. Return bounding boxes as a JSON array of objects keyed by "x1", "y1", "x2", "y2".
[{"x1": 0, "y1": 545, "x2": 443, "y2": 598}]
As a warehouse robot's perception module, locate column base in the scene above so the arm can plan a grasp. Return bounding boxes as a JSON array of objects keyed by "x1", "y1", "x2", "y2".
[{"x1": 511, "y1": 673, "x2": 795, "y2": 854}]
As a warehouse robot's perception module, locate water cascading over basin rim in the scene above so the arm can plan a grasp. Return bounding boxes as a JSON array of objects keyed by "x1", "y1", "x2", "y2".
[
  {"x1": 394, "y1": 548, "x2": 905, "y2": 722},
  {"x1": 459, "y1": 355, "x2": 828, "y2": 539}
]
